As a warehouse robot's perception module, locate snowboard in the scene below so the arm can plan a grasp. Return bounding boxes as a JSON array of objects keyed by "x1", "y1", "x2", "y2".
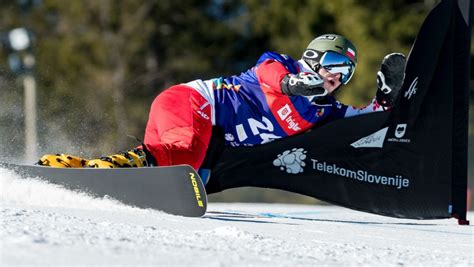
[{"x1": 0, "y1": 162, "x2": 207, "y2": 217}]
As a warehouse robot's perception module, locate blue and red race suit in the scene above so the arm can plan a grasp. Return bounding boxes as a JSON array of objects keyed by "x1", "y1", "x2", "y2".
[{"x1": 144, "y1": 51, "x2": 383, "y2": 169}]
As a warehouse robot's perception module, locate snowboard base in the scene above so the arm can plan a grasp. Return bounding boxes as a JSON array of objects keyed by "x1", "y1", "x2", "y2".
[{"x1": 0, "y1": 162, "x2": 207, "y2": 217}]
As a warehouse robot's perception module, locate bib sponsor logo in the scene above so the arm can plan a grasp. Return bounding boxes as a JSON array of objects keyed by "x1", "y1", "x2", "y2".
[
  {"x1": 285, "y1": 115, "x2": 301, "y2": 131},
  {"x1": 277, "y1": 104, "x2": 292, "y2": 120},
  {"x1": 277, "y1": 104, "x2": 301, "y2": 131}
]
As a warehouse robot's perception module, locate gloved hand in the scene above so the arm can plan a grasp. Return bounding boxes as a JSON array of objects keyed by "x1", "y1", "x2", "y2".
[
  {"x1": 281, "y1": 72, "x2": 327, "y2": 97},
  {"x1": 376, "y1": 53, "x2": 406, "y2": 108}
]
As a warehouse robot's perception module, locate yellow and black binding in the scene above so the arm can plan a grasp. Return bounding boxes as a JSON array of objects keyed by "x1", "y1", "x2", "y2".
[{"x1": 38, "y1": 147, "x2": 154, "y2": 168}]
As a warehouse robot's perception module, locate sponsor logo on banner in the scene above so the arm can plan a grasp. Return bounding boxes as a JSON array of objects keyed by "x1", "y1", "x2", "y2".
[
  {"x1": 273, "y1": 148, "x2": 307, "y2": 174},
  {"x1": 273, "y1": 150, "x2": 412, "y2": 189},
  {"x1": 311, "y1": 159, "x2": 410, "y2": 190},
  {"x1": 404, "y1": 77, "x2": 418, "y2": 100},
  {"x1": 394, "y1": 124, "x2": 407, "y2": 138},
  {"x1": 350, "y1": 127, "x2": 388, "y2": 148},
  {"x1": 277, "y1": 104, "x2": 292, "y2": 120},
  {"x1": 197, "y1": 110, "x2": 209, "y2": 120},
  {"x1": 387, "y1": 123, "x2": 411, "y2": 143}
]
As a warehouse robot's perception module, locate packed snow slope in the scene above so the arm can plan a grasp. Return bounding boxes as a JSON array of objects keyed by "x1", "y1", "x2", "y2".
[{"x1": 1, "y1": 168, "x2": 473, "y2": 266}]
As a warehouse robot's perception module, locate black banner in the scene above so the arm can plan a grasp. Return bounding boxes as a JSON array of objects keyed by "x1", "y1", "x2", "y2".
[{"x1": 206, "y1": 0, "x2": 471, "y2": 222}]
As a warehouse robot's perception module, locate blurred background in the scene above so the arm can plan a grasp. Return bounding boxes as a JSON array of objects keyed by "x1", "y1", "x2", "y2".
[{"x1": 0, "y1": 0, "x2": 472, "y2": 207}]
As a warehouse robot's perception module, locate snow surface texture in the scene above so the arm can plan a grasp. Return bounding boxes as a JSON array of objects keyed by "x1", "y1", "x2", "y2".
[{"x1": 1, "y1": 168, "x2": 473, "y2": 266}]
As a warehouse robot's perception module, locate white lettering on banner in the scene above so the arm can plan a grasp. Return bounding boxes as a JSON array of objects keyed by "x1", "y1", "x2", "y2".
[
  {"x1": 404, "y1": 77, "x2": 418, "y2": 100},
  {"x1": 311, "y1": 159, "x2": 410, "y2": 190},
  {"x1": 273, "y1": 149, "x2": 410, "y2": 190}
]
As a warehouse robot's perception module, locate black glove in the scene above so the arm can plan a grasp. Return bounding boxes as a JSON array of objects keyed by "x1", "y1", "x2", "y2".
[
  {"x1": 376, "y1": 53, "x2": 406, "y2": 108},
  {"x1": 281, "y1": 72, "x2": 327, "y2": 97}
]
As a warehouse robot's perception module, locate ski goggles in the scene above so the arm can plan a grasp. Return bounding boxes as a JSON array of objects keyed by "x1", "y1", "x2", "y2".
[{"x1": 319, "y1": 51, "x2": 356, "y2": 85}]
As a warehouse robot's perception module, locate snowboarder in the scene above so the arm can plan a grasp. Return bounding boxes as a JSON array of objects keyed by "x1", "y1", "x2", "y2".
[{"x1": 38, "y1": 34, "x2": 406, "y2": 174}]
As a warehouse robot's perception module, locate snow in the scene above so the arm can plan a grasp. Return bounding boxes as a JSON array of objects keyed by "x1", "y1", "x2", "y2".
[{"x1": 1, "y1": 168, "x2": 473, "y2": 266}]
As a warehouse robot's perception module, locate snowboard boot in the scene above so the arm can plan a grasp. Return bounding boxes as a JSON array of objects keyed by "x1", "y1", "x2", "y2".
[
  {"x1": 376, "y1": 53, "x2": 406, "y2": 108},
  {"x1": 38, "y1": 147, "x2": 153, "y2": 168},
  {"x1": 86, "y1": 147, "x2": 149, "y2": 168},
  {"x1": 38, "y1": 154, "x2": 88, "y2": 168}
]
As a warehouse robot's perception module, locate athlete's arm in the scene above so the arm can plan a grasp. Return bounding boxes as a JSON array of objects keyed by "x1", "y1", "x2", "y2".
[
  {"x1": 255, "y1": 59, "x2": 326, "y2": 97},
  {"x1": 255, "y1": 59, "x2": 289, "y2": 94}
]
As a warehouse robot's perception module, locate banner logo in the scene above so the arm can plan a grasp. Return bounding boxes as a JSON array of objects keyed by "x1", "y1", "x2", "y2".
[
  {"x1": 277, "y1": 104, "x2": 292, "y2": 120},
  {"x1": 387, "y1": 123, "x2": 411, "y2": 143},
  {"x1": 311, "y1": 159, "x2": 410, "y2": 190},
  {"x1": 351, "y1": 127, "x2": 388, "y2": 148},
  {"x1": 273, "y1": 148, "x2": 307, "y2": 174},
  {"x1": 395, "y1": 124, "x2": 407, "y2": 138},
  {"x1": 404, "y1": 77, "x2": 418, "y2": 100}
]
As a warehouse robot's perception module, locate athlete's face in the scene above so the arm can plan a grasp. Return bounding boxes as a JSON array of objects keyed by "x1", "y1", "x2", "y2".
[{"x1": 318, "y1": 67, "x2": 342, "y2": 94}]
